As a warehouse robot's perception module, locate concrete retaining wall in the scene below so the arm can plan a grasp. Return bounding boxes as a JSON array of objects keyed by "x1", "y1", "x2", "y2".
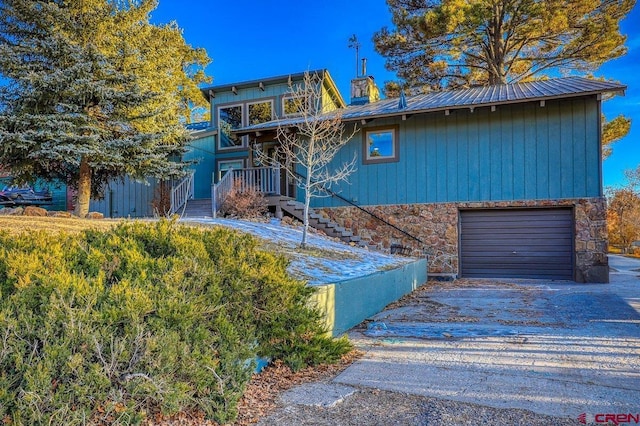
[{"x1": 310, "y1": 258, "x2": 428, "y2": 336}]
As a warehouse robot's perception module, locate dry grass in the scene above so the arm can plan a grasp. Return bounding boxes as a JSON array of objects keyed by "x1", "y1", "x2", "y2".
[{"x1": 0, "y1": 216, "x2": 123, "y2": 235}]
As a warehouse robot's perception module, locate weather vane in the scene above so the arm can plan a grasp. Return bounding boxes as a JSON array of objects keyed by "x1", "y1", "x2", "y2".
[{"x1": 348, "y1": 34, "x2": 360, "y2": 78}]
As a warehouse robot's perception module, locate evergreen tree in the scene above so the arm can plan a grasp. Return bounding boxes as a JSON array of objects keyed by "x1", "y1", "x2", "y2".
[
  {"x1": 374, "y1": 0, "x2": 635, "y2": 156},
  {"x1": 0, "y1": 0, "x2": 210, "y2": 216}
]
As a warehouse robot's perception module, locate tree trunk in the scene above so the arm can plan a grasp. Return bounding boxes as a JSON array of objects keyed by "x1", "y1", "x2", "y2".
[
  {"x1": 301, "y1": 171, "x2": 312, "y2": 249},
  {"x1": 74, "y1": 156, "x2": 92, "y2": 218}
]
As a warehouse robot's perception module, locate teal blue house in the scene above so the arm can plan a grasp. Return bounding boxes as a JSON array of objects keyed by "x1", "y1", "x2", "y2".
[
  {"x1": 96, "y1": 69, "x2": 622, "y2": 283},
  {"x1": 188, "y1": 70, "x2": 623, "y2": 283}
]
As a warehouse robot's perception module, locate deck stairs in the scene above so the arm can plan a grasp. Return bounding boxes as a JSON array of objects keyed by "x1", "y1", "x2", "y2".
[
  {"x1": 278, "y1": 199, "x2": 372, "y2": 247},
  {"x1": 180, "y1": 199, "x2": 213, "y2": 218},
  {"x1": 174, "y1": 196, "x2": 374, "y2": 248}
]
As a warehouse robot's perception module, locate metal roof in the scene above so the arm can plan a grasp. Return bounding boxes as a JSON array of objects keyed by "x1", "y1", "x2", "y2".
[
  {"x1": 236, "y1": 76, "x2": 625, "y2": 135},
  {"x1": 185, "y1": 121, "x2": 211, "y2": 132}
]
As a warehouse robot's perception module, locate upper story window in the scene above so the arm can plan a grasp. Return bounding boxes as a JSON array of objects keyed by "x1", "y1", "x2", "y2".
[
  {"x1": 363, "y1": 125, "x2": 399, "y2": 164},
  {"x1": 248, "y1": 100, "x2": 273, "y2": 125},
  {"x1": 218, "y1": 104, "x2": 244, "y2": 150},
  {"x1": 282, "y1": 94, "x2": 309, "y2": 116}
]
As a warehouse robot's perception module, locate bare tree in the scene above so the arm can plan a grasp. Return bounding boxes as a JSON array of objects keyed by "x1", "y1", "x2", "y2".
[
  {"x1": 607, "y1": 167, "x2": 640, "y2": 253},
  {"x1": 266, "y1": 71, "x2": 357, "y2": 248}
]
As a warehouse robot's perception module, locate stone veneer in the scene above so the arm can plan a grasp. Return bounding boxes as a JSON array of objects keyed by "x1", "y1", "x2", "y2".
[{"x1": 318, "y1": 197, "x2": 608, "y2": 283}]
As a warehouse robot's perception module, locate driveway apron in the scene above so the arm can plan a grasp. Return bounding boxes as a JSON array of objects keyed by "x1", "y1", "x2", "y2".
[{"x1": 333, "y1": 255, "x2": 640, "y2": 419}]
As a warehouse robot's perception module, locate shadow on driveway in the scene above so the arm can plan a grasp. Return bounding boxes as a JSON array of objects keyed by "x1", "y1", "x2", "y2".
[{"x1": 334, "y1": 270, "x2": 640, "y2": 420}]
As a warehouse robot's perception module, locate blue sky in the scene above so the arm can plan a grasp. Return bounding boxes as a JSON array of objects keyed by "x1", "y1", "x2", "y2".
[{"x1": 154, "y1": 1, "x2": 639, "y2": 188}]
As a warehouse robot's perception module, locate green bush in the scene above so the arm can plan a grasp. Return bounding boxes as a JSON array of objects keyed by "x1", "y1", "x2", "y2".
[{"x1": 0, "y1": 219, "x2": 350, "y2": 425}]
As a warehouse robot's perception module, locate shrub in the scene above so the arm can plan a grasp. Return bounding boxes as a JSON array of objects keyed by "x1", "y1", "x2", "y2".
[
  {"x1": 220, "y1": 180, "x2": 268, "y2": 219},
  {"x1": 0, "y1": 219, "x2": 350, "y2": 425}
]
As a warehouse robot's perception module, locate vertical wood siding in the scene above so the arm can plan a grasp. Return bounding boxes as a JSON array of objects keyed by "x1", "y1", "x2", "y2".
[
  {"x1": 184, "y1": 135, "x2": 215, "y2": 199},
  {"x1": 90, "y1": 176, "x2": 157, "y2": 218},
  {"x1": 314, "y1": 97, "x2": 600, "y2": 208}
]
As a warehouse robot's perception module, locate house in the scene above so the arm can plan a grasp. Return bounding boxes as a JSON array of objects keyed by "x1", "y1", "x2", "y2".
[
  {"x1": 193, "y1": 70, "x2": 624, "y2": 284},
  {"x1": 95, "y1": 69, "x2": 623, "y2": 283}
]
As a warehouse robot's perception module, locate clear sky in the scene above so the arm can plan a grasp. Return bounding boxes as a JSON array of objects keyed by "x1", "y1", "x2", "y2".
[{"x1": 150, "y1": 0, "x2": 639, "y2": 189}]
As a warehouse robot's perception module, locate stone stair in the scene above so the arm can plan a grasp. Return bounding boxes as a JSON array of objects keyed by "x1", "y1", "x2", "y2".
[
  {"x1": 180, "y1": 198, "x2": 213, "y2": 218},
  {"x1": 278, "y1": 199, "x2": 371, "y2": 247}
]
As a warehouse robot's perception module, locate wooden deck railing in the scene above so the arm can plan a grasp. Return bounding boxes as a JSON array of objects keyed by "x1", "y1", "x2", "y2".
[
  {"x1": 169, "y1": 170, "x2": 195, "y2": 215},
  {"x1": 212, "y1": 166, "x2": 281, "y2": 218}
]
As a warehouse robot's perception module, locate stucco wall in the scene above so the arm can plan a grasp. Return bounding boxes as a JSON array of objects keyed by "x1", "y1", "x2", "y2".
[{"x1": 319, "y1": 197, "x2": 608, "y2": 283}]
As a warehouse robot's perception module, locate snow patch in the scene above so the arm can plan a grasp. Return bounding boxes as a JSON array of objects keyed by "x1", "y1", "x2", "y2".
[{"x1": 185, "y1": 218, "x2": 416, "y2": 285}]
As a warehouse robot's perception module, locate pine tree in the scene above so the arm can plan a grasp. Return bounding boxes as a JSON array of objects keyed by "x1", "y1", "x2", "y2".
[
  {"x1": 374, "y1": 0, "x2": 635, "y2": 155},
  {"x1": 375, "y1": 0, "x2": 635, "y2": 89},
  {"x1": 0, "y1": 0, "x2": 210, "y2": 217}
]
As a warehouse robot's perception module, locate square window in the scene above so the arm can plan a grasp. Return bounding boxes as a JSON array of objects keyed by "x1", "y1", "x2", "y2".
[
  {"x1": 248, "y1": 100, "x2": 273, "y2": 125},
  {"x1": 363, "y1": 126, "x2": 399, "y2": 164},
  {"x1": 282, "y1": 95, "x2": 308, "y2": 116},
  {"x1": 218, "y1": 104, "x2": 244, "y2": 149}
]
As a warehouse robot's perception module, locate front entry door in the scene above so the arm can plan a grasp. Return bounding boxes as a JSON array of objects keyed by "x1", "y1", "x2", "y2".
[{"x1": 263, "y1": 145, "x2": 295, "y2": 198}]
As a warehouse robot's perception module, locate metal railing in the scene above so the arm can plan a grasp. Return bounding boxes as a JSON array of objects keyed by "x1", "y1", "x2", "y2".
[
  {"x1": 211, "y1": 166, "x2": 281, "y2": 218},
  {"x1": 293, "y1": 170, "x2": 427, "y2": 248},
  {"x1": 169, "y1": 170, "x2": 195, "y2": 215}
]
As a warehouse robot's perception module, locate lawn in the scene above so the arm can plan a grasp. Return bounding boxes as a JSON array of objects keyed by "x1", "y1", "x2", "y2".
[{"x1": 0, "y1": 215, "x2": 120, "y2": 234}]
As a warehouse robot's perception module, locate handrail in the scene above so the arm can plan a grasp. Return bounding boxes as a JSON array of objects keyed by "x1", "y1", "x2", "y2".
[
  {"x1": 212, "y1": 166, "x2": 282, "y2": 218},
  {"x1": 293, "y1": 170, "x2": 427, "y2": 247},
  {"x1": 212, "y1": 167, "x2": 235, "y2": 219},
  {"x1": 169, "y1": 170, "x2": 195, "y2": 215}
]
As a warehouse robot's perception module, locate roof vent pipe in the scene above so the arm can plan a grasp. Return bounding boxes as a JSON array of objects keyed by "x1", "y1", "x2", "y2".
[
  {"x1": 361, "y1": 58, "x2": 367, "y2": 77},
  {"x1": 398, "y1": 91, "x2": 407, "y2": 109}
]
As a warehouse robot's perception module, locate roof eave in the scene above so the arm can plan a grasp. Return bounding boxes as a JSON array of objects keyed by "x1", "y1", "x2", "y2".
[
  {"x1": 200, "y1": 69, "x2": 328, "y2": 99},
  {"x1": 341, "y1": 86, "x2": 626, "y2": 123},
  {"x1": 235, "y1": 81, "x2": 626, "y2": 135},
  {"x1": 190, "y1": 128, "x2": 218, "y2": 138}
]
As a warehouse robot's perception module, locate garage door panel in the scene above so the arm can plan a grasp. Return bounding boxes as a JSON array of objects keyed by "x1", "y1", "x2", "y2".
[
  {"x1": 463, "y1": 255, "x2": 572, "y2": 263},
  {"x1": 461, "y1": 235, "x2": 573, "y2": 243},
  {"x1": 460, "y1": 208, "x2": 573, "y2": 280},
  {"x1": 463, "y1": 269, "x2": 570, "y2": 279},
  {"x1": 465, "y1": 239, "x2": 571, "y2": 254},
  {"x1": 460, "y1": 223, "x2": 569, "y2": 235},
  {"x1": 463, "y1": 213, "x2": 572, "y2": 222}
]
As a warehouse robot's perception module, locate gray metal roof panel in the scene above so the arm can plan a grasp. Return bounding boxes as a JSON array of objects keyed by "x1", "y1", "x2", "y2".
[
  {"x1": 185, "y1": 121, "x2": 211, "y2": 131},
  {"x1": 236, "y1": 77, "x2": 625, "y2": 134}
]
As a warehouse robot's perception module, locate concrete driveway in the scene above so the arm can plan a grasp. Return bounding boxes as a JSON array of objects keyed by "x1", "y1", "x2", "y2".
[{"x1": 333, "y1": 256, "x2": 640, "y2": 421}]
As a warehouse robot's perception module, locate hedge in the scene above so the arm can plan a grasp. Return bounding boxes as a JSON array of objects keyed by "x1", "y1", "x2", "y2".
[{"x1": 0, "y1": 219, "x2": 350, "y2": 425}]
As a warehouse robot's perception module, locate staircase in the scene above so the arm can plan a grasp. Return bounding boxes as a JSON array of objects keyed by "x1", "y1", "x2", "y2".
[
  {"x1": 278, "y1": 199, "x2": 371, "y2": 247},
  {"x1": 180, "y1": 199, "x2": 213, "y2": 218}
]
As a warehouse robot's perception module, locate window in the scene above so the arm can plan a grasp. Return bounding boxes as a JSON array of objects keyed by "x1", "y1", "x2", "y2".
[
  {"x1": 248, "y1": 100, "x2": 273, "y2": 125},
  {"x1": 282, "y1": 95, "x2": 308, "y2": 116},
  {"x1": 363, "y1": 126, "x2": 399, "y2": 164},
  {"x1": 218, "y1": 104, "x2": 244, "y2": 149},
  {"x1": 217, "y1": 159, "x2": 244, "y2": 181}
]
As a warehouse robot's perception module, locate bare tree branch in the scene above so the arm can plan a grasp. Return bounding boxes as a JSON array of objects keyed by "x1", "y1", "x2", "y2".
[{"x1": 258, "y1": 72, "x2": 358, "y2": 248}]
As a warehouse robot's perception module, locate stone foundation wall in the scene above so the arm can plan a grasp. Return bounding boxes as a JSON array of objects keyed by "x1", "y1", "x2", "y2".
[{"x1": 318, "y1": 197, "x2": 608, "y2": 283}]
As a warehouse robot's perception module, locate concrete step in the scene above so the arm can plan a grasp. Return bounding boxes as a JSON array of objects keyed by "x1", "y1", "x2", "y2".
[{"x1": 181, "y1": 199, "x2": 213, "y2": 218}]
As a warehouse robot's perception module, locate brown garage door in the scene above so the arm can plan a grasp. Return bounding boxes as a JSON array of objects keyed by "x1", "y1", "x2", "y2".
[{"x1": 460, "y1": 208, "x2": 573, "y2": 280}]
